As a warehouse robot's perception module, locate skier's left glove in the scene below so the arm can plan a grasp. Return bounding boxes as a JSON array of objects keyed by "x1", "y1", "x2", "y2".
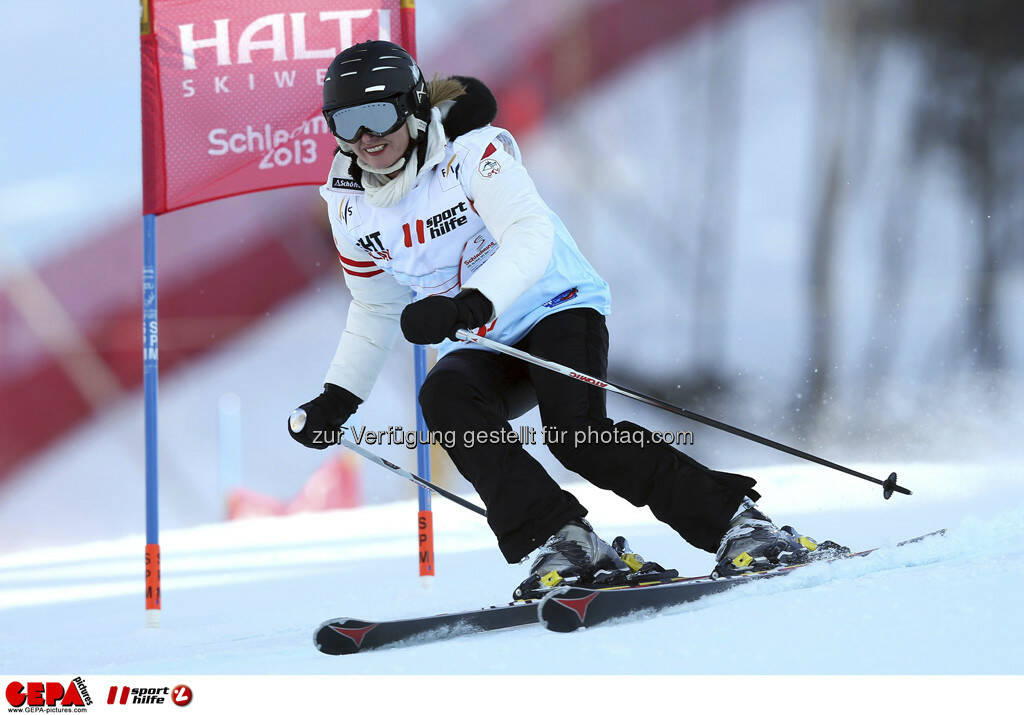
[{"x1": 400, "y1": 289, "x2": 494, "y2": 345}]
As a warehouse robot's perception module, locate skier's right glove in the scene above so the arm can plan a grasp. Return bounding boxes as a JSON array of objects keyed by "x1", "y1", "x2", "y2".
[{"x1": 289, "y1": 383, "x2": 362, "y2": 450}]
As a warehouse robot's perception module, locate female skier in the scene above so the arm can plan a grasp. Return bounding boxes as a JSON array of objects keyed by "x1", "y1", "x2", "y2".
[{"x1": 289, "y1": 41, "x2": 825, "y2": 598}]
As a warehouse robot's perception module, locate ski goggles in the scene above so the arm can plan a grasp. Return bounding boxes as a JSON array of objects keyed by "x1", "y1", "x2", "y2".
[
  {"x1": 324, "y1": 91, "x2": 419, "y2": 143},
  {"x1": 324, "y1": 102, "x2": 405, "y2": 143}
]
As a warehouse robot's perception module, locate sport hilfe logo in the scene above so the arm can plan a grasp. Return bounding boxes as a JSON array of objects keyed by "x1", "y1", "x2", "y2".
[
  {"x1": 106, "y1": 684, "x2": 192, "y2": 707},
  {"x1": 108, "y1": 685, "x2": 166, "y2": 705},
  {"x1": 6, "y1": 678, "x2": 92, "y2": 708},
  {"x1": 402, "y1": 201, "x2": 470, "y2": 246}
]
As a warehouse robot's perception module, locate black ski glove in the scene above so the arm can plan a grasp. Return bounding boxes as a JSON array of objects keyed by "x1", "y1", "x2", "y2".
[
  {"x1": 288, "y1": 383, "x2": 362, "y2": 449},
  {"x1": 400, "y1": 289, "x2": 494, "y2": 345}
]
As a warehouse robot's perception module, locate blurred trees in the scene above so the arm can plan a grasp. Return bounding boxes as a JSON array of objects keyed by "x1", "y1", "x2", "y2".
[
  {"x1": 884, "y1": 0, "x2": 1024, "y2": 373},
  {"x1": 798, "y1": 0, "x2": 1024, "y2": 427}
]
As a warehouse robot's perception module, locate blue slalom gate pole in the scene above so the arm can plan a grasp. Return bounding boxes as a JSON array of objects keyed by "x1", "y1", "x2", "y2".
[
  {"x1": 404, "y1": 4, "x2": 432, "y2": 583},
  {"x1": 143, "y1": 213, "x2": 161, "y2": 625},
  {"x1": 413, "y1": 344, "x2": 434, "y2": 579}
]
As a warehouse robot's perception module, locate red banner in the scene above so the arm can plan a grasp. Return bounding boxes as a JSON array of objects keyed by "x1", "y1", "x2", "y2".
[{"x1": 140, "y1": 0, "x2": 409, "y2": 214}]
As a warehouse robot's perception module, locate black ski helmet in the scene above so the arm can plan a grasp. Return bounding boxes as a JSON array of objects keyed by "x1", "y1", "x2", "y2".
[{"x1": 322, "y1": 40, "x2": 429, "y2": 141}]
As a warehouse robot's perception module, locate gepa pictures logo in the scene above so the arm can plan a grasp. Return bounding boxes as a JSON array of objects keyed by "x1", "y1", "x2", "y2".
[{"x1": 5, "y1": 677, "x2": 92, "y2": 709}]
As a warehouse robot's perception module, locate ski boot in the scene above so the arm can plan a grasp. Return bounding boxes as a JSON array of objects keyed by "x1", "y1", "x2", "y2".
[
  {"x1": 713, "y1": 497, "x2": 846, "y2": 578},
  {"x1": 513, "y1": 519, "x2": 630, "y2": 600}
]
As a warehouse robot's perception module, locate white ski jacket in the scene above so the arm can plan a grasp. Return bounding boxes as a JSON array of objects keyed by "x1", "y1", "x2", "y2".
[{"x1": 318, "y1": 108, "x2": 610, "y2": 400}]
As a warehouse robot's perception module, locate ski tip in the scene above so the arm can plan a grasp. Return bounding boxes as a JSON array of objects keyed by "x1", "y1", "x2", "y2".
[
  {"x1": 314, "y1": 618, "x2": 375, "y2": 656},
  {"x1": 539, "y1": 587, "x2": 598, "y2": 634}
]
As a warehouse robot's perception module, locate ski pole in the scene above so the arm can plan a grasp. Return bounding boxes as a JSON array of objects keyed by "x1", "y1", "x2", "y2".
[
  {"x1": 289, "y1": 409, "x2": 488, "y2": 517},
  {"x1": 454, "y1": 329, "x2": 910, "y2": 500}
]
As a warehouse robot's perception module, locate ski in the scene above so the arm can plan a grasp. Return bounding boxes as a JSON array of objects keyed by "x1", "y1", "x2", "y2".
[
  {"x1": 538, "y1": 529, "x2": 946, "y2": 633},
  {"x1": 314, "y1": 536, "x2": 680, "y2": 654},
  {"x1": 314, "y1": 600, "x2": 538, "y2": 655}
]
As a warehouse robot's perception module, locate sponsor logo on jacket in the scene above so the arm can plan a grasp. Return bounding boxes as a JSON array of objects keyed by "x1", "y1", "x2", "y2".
[
  {"x1": 542, "y1": 287, "x2": 579, "y2": 308},
  {"x1": 403, "y1": 201, "x2": 470, "y2": 246},
  {"x1": 439, "y1": 153, "x2": 462, "y2": 191},
  {"x1": 478, "y1": 142, "x2": 502, "y2": 178},
  {"x1": 356, "y1": 231, "x2": 391, "y2": 261},
  {"x1": 339, "y1": 196, "x2": 362, "y2": 228},
  {"x1": 332, "y1": 176, "x2": 362, "y2": 191}
]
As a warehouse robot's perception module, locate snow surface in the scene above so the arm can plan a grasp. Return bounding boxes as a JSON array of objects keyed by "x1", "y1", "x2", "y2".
[{"x1": 2, "y1": 461, "x2": 1022, "y2": 676}]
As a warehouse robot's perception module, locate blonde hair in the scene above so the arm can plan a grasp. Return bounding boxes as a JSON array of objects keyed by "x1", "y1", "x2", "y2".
[{"x1": 427, "y1": 75, "x2": 466, "y2": 107}]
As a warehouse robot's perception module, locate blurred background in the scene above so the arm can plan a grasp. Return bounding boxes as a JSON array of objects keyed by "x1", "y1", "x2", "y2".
[{"x1": 1, "y1": 0, "x2": 1021, "y2": 554}]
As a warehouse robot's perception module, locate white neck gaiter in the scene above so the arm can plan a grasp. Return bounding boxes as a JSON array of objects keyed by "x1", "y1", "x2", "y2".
[{"x1": 340, "y1": 106, "x2": 449, "y2": 208}]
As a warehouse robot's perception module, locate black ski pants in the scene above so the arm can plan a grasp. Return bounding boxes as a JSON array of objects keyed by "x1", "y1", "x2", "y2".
[{"x1": 418, "y1": 308, "x2": 759, "y2": 563}]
